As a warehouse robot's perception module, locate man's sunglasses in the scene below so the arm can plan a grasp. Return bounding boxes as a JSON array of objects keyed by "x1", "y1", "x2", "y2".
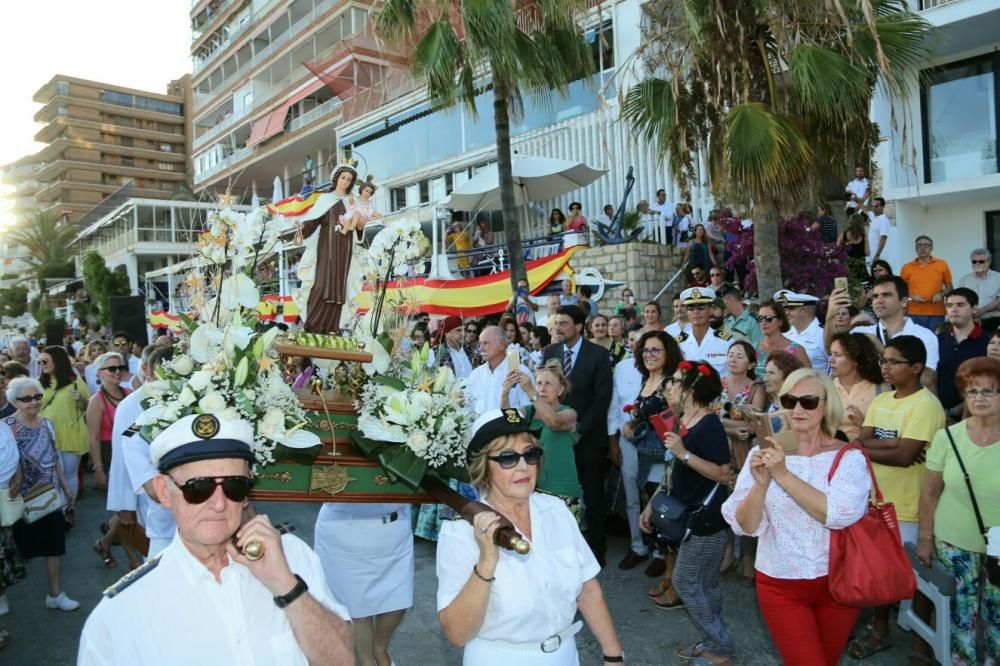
[
  {"x1": 16, "y1": 394, "x2": 43, "y2": 403},
  {"x1": 972, "y1": 259, "x2": 988, "y2": 265},
  {"x1": 779, "y1": 394, "x2": 825, "y2": 411},
  {"x1": 487, "y1": 447, "x2": 544, "y2": 469},
  {"x1": 103, "y1": 365, "x2": 127, "y2": 373},
  {"x1": 169, "y1": 475, "x2": 253, "y2": 504}
]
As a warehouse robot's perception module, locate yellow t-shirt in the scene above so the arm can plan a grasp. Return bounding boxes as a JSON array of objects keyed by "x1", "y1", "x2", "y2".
[
  {"x1": 41, "y1": 375, "x2": 92, "y2": 455},
  {"x1": 926, "y1": 422, "x2": 1000, "y2": 553},
  {"x1": 862, "y1": 388, "x2": 946, "y2": 523}
]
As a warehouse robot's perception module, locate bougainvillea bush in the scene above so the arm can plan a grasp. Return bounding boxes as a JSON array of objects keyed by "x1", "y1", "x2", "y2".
[{"x1": 718, "y1": 210, "x2": 848, "y2": 298}]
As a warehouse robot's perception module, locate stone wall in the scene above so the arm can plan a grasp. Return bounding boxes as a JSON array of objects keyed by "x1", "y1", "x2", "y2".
[{"x1": 576, "y1": 242, "x2": 685, "y2": 309}]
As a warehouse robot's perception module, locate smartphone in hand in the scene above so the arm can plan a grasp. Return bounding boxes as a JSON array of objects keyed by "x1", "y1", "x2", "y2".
[
  {"x1": 506, "y1": 349, "x2": 520, "y2": 372},
  {"x1": 834, "y1": 276, "x2": 849, "y2": 293}
]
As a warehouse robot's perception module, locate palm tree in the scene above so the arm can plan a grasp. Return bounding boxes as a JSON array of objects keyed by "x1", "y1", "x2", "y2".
[
  {"x1": 376, "y1": 0, "x2": 594, "y2": 288},
  {"x1": 8, "y1": 210, "x2": 79, "y2": 286},
  {"x1": 621, "y1": 0, "x2": 932, "y2": 298}
]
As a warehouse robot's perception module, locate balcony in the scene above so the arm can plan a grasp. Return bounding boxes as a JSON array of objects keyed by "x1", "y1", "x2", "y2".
[
  {"x1": 193, "y1": 105, "x2": 252, "y2": 149},
  {"x1": 191, "y1": 0, "x2": 285, "y2": 77},
  {"x1": 193, "y1": 145, "x2": 253, "y2": 184},
  {"x1": 288, "y1": 96, "x2": 342, "y2": 131}
]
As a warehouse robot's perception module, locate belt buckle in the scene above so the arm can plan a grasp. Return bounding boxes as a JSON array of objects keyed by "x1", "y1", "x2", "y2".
[
  {"x1": 540, "y1": 634, "x2": 561, "y2": 653},
  {"x1": 382, "y1": 511, "x2": 398, "y2": 524}
]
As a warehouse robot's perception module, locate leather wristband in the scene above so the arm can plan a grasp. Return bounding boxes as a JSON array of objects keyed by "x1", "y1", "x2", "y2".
[
  {"x1": 274, "y1": 574, "x2": 309, "y2": 608},
  {"x1": 603, "y1": 654, "x2": 624, "y2": 663}
]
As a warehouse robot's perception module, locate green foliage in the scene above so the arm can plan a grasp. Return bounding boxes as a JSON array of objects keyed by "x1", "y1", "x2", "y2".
[
  {"x1": 81, "y1": 252, "x2": 131, "y2": 326},
  {"x1": 7, "y1": 210, "x2": 79, "y2": 286},
  {"x1": 0, "y1": 286, "x2": 28, "y2": 318}
]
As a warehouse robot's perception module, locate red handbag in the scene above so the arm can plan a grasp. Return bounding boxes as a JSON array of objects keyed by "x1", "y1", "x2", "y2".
[{"x1": 826, "y1": 444, "x2": 916, "y2": 607}]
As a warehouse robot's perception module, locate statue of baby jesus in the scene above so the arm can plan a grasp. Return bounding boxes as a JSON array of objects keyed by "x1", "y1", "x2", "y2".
[{"x1": 338, "y1": 175, "x2": 382, "y2": 234}]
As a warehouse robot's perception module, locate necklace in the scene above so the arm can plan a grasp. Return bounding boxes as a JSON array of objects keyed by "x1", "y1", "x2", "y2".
[
  {"x1": 682, "y1": 405, "x2": 707, "y2": 428},
  {"x1": 101, "y1": 385, "x2": 124, "y2": 405}
]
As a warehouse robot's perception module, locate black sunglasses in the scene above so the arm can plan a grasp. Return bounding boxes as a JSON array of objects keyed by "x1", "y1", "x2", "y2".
[
  {"x1": 487, "y1": 447, "x2": 544, "y2": 469},
  {"x1": 756, "y1": 315, "x2": 778, "y2": 323},
  {"x1": 103, "y1": 365, "x2": 127, "y2": 373},
  {"x1": 779, "y1": 394, "x2": 825, "y2": 411},
  {"x1": 169, "y1": 475, "x2": 253, "y2": 504},
  {"x1": 16, "y1": 393, "x2": 44, "y2": 403}
]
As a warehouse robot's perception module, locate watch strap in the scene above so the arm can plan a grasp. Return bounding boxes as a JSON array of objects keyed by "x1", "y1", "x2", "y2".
[{"x1": 273, "y1": 574, "x2": 309, "y2": 608}]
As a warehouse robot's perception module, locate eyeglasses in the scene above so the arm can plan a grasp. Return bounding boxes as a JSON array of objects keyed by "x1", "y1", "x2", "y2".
[
  {"x1": 16, "y1": 394, "x2": 43, "y2": 403},
  {"x1": 113, "y1": 339, "x2": 129, "y2": 347},
  {"x1": 965, "y1": 388, "x2": 998, "y2": 399},
  {"x1": 972, "y1": 259, "x2": 989, "y2": 265},
  {"x1": 915, "y1": 243, "x2": 932, "y2": 248},
  {"x1": 879, "y1": 357, "x2": 911, "y2": 367},
  {"x1": 640, "y1": 347, "x2": 664, "y2": 356},
  {"x1": 756, "y1": 315, "x2": 778, "y2": 323},
  {"x1": 779, "y1": 394, "x2": 825, "y2": 410},
  {"x1": 466, "y1": 328, "x2": 478, "y2": 334},
  {"x1": 168, "y1": 475, "x2": 253, "y2": 504},
  {"x1": 102, "y1": 365, "x2": 127, "y2": 373},
  {"x1": 487, "y1": 447, "x2": 544, "y2": 469}
]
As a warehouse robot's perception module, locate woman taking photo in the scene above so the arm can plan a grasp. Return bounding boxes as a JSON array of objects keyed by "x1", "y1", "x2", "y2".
[
  {"x1": 38, "y1": 346, "x2": 90, "y2": 523},
  {"x1": 828, "y1": 333, "x2": 884, "y2": 442},
  {"x1": 502, "y1": 362, "x2": 582, "y2": 519},
  {"x1": 722, "y1": 369, "x2": 872, "y2": 665},
  {"x1": 6, "y1": 377, "x2": 79, "y2": 612},
  {"x1": 755, "y1": 300, "x2": 811, "y2": 374},
  {"x1": 917, "y1": 357, "x2": 1000, "y2": 666},
  {"x1": 436, "y1": 410, "x2": 623, "y2": 664},
  {"x1": 640, "y1": 361, "x2": 734, "y2": 665},
  {"x1": 86, "y1": 352, "x2": 137, "y2": 570}
]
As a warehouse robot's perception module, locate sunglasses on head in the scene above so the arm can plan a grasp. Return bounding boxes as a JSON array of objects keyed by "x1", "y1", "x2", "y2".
[
  {"x1": 487, "y1": 447, "x2": 544, "y2": 469},
  {"x1": 169, "y1": 475, "x2": 253, "y2": 504},
  {"x1": 779, "y1": 394, "x2": 825, "y2": 410},
  {"x1": 16, "y1": 394, "x2": 43, "y2": 403},
  {"x1": 103, "y1": 365, "x2": 127, "y2": 373}
]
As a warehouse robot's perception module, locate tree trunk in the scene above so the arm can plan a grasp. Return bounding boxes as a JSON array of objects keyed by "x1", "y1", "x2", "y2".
[
  {"x1": 752, "y1": 199, "x2": 783, "y2": 300},
  {"x1": 492, "y1": 76, "x2": 527, "y2": 290}
]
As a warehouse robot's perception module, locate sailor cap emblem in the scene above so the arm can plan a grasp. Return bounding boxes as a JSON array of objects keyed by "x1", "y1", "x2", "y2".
[
  {"x1": 503, "y1": 409, "x2": 521, "y2": 424},
  {"x1": 691, "y1": 288, "x2": 701, "y2": 299},
  {"x1": 192, "y1": 414, "x2": 221, "y2": 439}
]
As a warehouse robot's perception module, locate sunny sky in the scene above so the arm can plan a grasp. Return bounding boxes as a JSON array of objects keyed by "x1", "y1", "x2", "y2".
[{"x1": 0, "y1": 0, "x2": 192, "y2": 230}]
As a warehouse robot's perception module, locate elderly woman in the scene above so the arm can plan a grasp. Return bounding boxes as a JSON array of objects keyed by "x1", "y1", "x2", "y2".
[
  {"x1": 0, "y1": 419, "x2": 26, "y2": 642},
  {"x1": 6, "y1": 377, "x2": 78, "y2": 611},
  {"x1": 39, "y1": 346, "x2": 90, "y2": 516},
  {"x1": 640, "y1": 361, "x2": 734, "y2": 665},
  {"x1": 436, "y1": 409, "x2": 623, "y2": 665},
  {"x1": 721, "y1": 369, "x2": 872, "y2": 665},
  {"x1": 82, "y1": 340, "x2": 108, "y2": 395},
  {"x1": 828, "y1": 333, "x2": 884, "y2": 442},
  {"x1": 761, "y1": 350, "x2": 806, "y2": 414},
  {"x1": 917, "y1": 357, "x2": 1000, "y2": 665},
  {"x1": 502, "y1": 361, "x2": 581, "y2": 519}
]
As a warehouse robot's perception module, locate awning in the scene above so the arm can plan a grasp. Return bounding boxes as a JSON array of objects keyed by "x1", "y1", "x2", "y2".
[
  {"x1": 247, "y1": 106, "x2": 290, "y2": 147},
  {"x1": 246, "y1": 116, "x2": 270, "y2": 147}
]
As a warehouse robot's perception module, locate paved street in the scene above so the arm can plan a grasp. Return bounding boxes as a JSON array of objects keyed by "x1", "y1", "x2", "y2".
[{"x1": 3, "y1": 487, "x2": 913, "y2": 665}]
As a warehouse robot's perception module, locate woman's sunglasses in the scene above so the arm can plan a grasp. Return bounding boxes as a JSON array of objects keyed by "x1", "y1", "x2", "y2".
[
  {"x1": 779, "y1": 394, "x2": 825, "y2": 411},
  {"x1": 169, "y1": 475, "x2": 254, "y2": 504},
  {"x1": 756, "y1": 315, "x2": 778, "y2": 323},
  {"x1": 103, "y1": 365, "x2": 127, "y2": 373},
  {"x1": 16, "y1": 394, "x2": 43, "y2": 403},
  {"x1": 487, "y1": 447, "x2": 544, "y2": 469}
]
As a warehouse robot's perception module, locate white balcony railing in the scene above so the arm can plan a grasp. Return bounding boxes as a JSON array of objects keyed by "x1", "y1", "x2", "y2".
[
  {"x1": 193, "y1": 104, "x2": 251, "y2": 149},
  {"x1": 288, "y1": 96, "x2": 343, "y2": 131},
  {"x1": 194, "y1": 145, "x2": 253, "y2": 184}
]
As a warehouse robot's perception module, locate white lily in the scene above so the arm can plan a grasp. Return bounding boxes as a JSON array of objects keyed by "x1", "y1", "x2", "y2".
[
  {"x1": 220, "y1": 272, "x2": 260, "y2": 311},
  {"x1": 357, "y1": 413, "x2": 407, "y2": 443},
  {"x1": 275, "y1": 426, "x2": 321, "y2": 449},
  {"x1": 189, "y1": 324, "x2": 224, "y2": 363}
]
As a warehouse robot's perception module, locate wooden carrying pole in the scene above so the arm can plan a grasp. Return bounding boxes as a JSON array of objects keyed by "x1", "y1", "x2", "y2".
[{"x1": 420, "y1": 476, "x2": 531, "y2": 554}]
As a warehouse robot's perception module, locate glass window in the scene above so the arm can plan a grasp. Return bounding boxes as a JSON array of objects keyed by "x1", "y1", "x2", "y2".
[
  {"x1": 100, "y1": 90, "x2": 134, "y2": 107},
  {"x1": 922, "y1": 54, "x2": 999, "y2": 183}
]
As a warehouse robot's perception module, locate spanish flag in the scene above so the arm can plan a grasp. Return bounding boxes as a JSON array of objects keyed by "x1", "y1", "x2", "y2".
[{"x1": 266, "y1": 192, "x2": 322, "y2": 218}]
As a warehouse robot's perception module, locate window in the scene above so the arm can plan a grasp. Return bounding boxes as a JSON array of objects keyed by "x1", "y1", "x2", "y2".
[
  {"x1": 921, "y1": 53, "x2": 999, "y2": 183},
  {"x1": 587, "y1": 19, "x2": 614, "y2": 71},
  {"x1": 391, "y1": 187, "x2": 406, "y2": 211},
  {"x1": 121, "y1": 157, "x2": 134, "y2": 167},
  {"x1": 157, "y1": 162, "x2": 176, "y2": 172},
  {"x1": 100, "y1": 90, "x2": 134, "y2": 107}
]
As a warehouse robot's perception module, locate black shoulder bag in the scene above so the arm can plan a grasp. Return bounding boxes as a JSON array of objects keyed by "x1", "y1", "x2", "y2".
[{"x1": 944, "y1": 427, "x2": 1000, "y2": 585}]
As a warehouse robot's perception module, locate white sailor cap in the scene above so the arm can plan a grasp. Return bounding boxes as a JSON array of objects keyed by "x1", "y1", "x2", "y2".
[
  {"x1": 680, "y1": 286, "x2": 716, "y2": 306},
  {"x1": 773, "y1": 289, "x2": 819, "y2": 307},
  {"x1": 151, "y1": 414, "x2": 255, "y2": 472},
  {"x1": 466, "y1": 409, "x2": 534, "y2": 464}
]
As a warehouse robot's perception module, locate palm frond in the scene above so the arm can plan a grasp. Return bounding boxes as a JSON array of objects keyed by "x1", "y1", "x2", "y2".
[
  {"x1": 462, "y1": 0, "x2": 518, "y2": 75},
  {"x1": 374, "y1": 0, "x2": 418, "y2": 42},
  {"x1": 722, "y1": 103, "x2": 812, "y2": 201},
  {"x1": 620, "y1": 78, "x2": 678, "y2": 163},
  {"x1": 852, "y1": 4, "x2": 933, "y2": 99},
  {"x1": 412, "y1": 20, "x2": 466, "y2": 108},
  {"x1": 789, "y1": 44, "x2": 869, "y2": 121}
]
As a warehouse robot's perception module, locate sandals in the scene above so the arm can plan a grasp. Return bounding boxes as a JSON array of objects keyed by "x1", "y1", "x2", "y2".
[
  {"x1": 847, "y1": 630, "x2": 893, "y2": 660},
  {"x1": 652, "y1": 590, "x2": 684, "y2": 609},
  {"x1": 677, "y1": 642, "x2": 705, "y2": 660},
  {"x1": 647, "y1": 579, "x2": 670, "y2": 598},
  {"x1": 93, "y1": 540, "x2": 116, "y2": 569}
]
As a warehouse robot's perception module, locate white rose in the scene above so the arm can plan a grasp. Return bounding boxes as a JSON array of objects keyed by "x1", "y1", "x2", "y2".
[
  {"x1": 407, "y1": 431, "x2": 429, "y2": 455},
  {"x1": 258, "y1": 408, "x2": 286, "y2": 440},
  {"x1": 177, "y1": 386, "x2": 197, "y2": 407},
  {"x1": 198, "y1": 392, "x2": 227, "y2": 414},
  {"x1": 219, "y1": 407, "x2": 240, "y2": 422},
  {"x1": 188, "y1": 370, "x2": 214, "y2": 392},
  {"x1": 171, "y1": 354, "x2": 195, "y2": 376}
]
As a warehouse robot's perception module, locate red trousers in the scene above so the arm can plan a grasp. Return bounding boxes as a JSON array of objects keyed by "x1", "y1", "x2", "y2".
[{"x1": 756, "y1": 572, "x2": 861, "y2": 666}]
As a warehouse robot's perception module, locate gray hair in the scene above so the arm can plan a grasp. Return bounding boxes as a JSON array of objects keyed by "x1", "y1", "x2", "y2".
[
  {"x1": 6, "y1": 376, "x2": 44, "y2": 404},
  {"x1": 970, "y1": 248, "x2": 991, "y2": 260},
  {"x1": 480, "y1": 325, "x2": 507, "y2": 346},
  {"x1": 10, "y1": 337, "x2": 28, "y2": 349},
  {"x1": 94, "y1": 352, "x2": 125, "y2": 370}
]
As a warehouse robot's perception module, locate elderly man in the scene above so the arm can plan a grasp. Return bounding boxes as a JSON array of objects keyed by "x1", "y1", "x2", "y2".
[
  {"x1": 466, "y1": 326, "x2": 533, "y2": 413},
  {"x1": 900, "y1": 235, "x2": 952, "y2": 331},
  {"x1": 10, "y1": 337, "x2": 39, "y2": 378},
  {"x1": 79, "y1": 414, "x2": 353, "y2": 665},
  {"x1": 777, "y1": 289, "x2": 829, "y2": 372},
  {"x1": 958, "y1": 248, "x2": 1000, "y2": 331}
]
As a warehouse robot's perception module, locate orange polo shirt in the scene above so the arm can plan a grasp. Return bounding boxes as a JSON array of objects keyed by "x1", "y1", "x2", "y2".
[{"x1": 901, "y1": 257, "x2": 952, "y2": 316}]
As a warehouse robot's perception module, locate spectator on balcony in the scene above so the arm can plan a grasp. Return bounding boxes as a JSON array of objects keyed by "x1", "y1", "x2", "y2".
[
  {"x1": 595, "y1": 204, "x2": 615, "y2": 228},
  {"x1": 548, "y1": 208, "x2": 567, "y2": 237},
  {"x1": 844, "y1": 164, "x2": 871, "y2": 215},
  {"x1": 304, "y1": 155, "x2": 315, "y2": 185},
  {"x1": 566, "y1": 202, "x2": 587, "y2": 233},
  {"x1": 682, "y1": 224, "x2": 717, "y2": 275},
  {"x1": 649, "y1": 189, "x2": 675, "y2": 246},
  {"x1": 901, "y1": 235, "x2": 952, "y2": 332}
]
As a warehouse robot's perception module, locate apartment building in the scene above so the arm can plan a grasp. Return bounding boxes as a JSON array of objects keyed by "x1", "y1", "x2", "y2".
[
  {"x1": 189, "y1": 0, "x2": 379, "y2": 196},
  {"x1": 873, "y1": 0, "x2": 1000, "y2": 273},
  {"x1": 31, "y1": 75, "x2": 191, "y2": 225},
  {"x1": 0, "y1": 156, "x2": 45, "y2": 288}
]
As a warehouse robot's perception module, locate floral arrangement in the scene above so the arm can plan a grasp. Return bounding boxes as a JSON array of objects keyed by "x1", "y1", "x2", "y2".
[{"x1": 362, "y1": 219, "x2": 431, "y2": 280}]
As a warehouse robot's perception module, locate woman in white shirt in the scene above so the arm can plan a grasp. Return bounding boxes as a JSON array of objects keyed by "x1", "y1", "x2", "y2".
[
  {"x1": 721, "y1": 369, "x2": 871, "y2": 665},
  {"x1": 436, "y1": 409, "x2": 624, "y2": 665}
]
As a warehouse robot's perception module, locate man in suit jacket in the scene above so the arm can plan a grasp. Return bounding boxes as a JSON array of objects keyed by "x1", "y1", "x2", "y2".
[{"x1": 543, "y1": 305, "x2": 613, "y2": 565}]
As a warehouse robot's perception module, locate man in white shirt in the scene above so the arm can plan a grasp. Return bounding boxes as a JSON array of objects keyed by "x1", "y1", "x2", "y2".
[
  {"x1": 435, "y1": 315, "x2": 474, "y2": 379},
  {"x1": 466, "y1": 326, "x2": 533, "y2": 413},
  {"x1": 664, "y1": 295, "x2": 690, "y2": 338},
  {"x1": 844, "y1": 164, "x2": 870, "y2": 214},
  {"x1": 776, "y1": 290, "x2": 829, "y2": 372},
  {"x1": 649, "y1": 189, "x2": 675, "y2": 245},
  {"x1": 79, "y1": 414, "x2": 353, "y2": 666},
  {"x1": 852, "y1": 275, "x2": 939, "y2": 389},
  {"x1": 958, "y1": 248, "x2": 1000, "y2": 331},
  {"x1": 595, "y1": 204, "x2": 615, "y2": 228},
  {"x1": 675, "y1": 287, "x2": 732, "y2": 377},
  {"x1": 11, "y1": 338, "x2": 40, "y2": 378},
  {"x1": 862, "y1": 197, "x2": 892, "y2": 264}
]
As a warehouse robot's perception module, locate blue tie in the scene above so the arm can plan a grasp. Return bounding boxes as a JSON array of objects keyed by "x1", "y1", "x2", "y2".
[{"x1": 563, "y1": 347, "x2": 573, "y2": 376}]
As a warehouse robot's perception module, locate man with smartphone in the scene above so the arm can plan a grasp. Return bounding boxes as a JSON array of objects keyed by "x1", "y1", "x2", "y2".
[{"x1": 505, "y1": 278, "x2": 538, "y2": 326}]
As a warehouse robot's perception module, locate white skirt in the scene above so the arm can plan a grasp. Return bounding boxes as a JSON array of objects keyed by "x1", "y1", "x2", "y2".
[
  {"x1": 462, "y1": 635, "x2": 579, "y2": 665},
  {"x1": 314, "y1": 503, "x2": 414, "y2": 618}
]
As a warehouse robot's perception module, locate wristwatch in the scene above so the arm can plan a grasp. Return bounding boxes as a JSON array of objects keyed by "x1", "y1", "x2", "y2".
[
  {"x1": 682, "y1": 452, "x2": 692, "y2": 464},
  {"x1": 273, "y1": 574, "x2": 309, "y2": 608},
  {"x1": 604, "y1": 652, "x2": 625, "y2": 663}
]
